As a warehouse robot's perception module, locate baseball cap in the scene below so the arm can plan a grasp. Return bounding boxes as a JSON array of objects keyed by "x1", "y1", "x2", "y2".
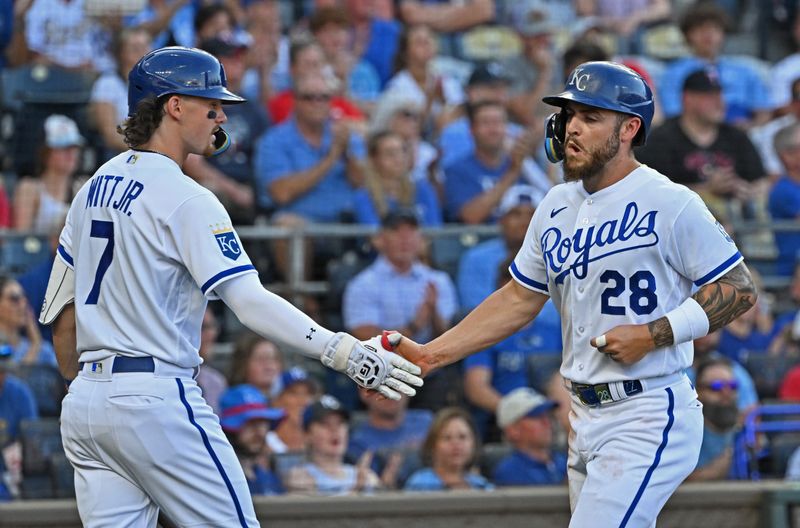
[
  {"x1": 279, "y1": 366, "x2": 319, "y2": 393},
  {"x1": 498, "y1": 185, "x2": 540, "y2": 217},
  {"x1": 467, "y1": 62, "x2": 512, "y2": 88},
  {"x1": 381, "y1": 208, "x2": 420, "y2": 230},
  {"x1": 219, "y1": 384, "x2": 286, "y2": 433},
  {"x1": 302, "y1": 394, "x2": 350, "y2": 430},
  {"x1": 513, "y1": 0, "x2": 555, "y2": 37},
  {"x1": 682, "y1": 67, "x2": 722, "y2": 93},
  {"x1": 44, "y1": 114, "x2": 84, "y2": 149},
  {"x1": 199, "y1": 36, "x2": 248, "y2": 58},
  {"x1": 496, "y1": 387, "x2": 558, "y2": 429}
]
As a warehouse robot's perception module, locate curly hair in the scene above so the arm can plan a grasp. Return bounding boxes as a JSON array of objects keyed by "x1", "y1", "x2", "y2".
[{"x1": 116, "y1": 95, "x2": 166, "y2": 148}]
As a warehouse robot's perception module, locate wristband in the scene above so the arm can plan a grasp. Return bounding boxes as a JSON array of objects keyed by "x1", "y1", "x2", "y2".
[{"x1": 665, "y1": 298, "x2": 709, "y2": 345}]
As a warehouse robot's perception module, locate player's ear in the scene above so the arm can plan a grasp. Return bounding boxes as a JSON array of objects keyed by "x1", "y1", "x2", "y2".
[
  {"x1": 619, "y1": 116, "x2": 641, "y2": 144},
  {"x1": 163, "y1": 95, "x2": 183, "y2": 119}
]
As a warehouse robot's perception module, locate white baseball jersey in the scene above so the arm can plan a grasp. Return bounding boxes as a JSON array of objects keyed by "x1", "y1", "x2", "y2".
[
  {"x1": 58, "y1": 150, "x2": 256, "y2": 368},
  {"x1": 511, "y1": 165, "x2": 742, "y2": 384}
]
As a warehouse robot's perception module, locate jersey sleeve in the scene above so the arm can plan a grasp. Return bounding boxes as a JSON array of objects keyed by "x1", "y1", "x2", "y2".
[
  {"x1": 168, "y1": 193, "x2": 256, "y2": 299},
  {"x1": 667, "y1": 192, "x2": 743, "y2": 287},
  {"x1": 509, "y1": 207, "x2": 550, "y2": 294}
]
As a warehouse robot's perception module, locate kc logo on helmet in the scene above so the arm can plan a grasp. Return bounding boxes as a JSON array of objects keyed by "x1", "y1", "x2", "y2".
[{"x1": 568, "y1": 68, "x2": 591, "y2": 92}]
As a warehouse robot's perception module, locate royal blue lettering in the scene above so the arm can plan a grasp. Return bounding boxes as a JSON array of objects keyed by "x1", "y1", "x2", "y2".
[
  {"x1": 85, "y1": 177, "x2": 102, "y2": 208},
  {"x1": 85, "y1": 175, "x2": 144, "y2": 217}
]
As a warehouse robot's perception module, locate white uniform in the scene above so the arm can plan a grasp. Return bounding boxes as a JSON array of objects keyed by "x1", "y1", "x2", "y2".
[
  {"x1": 57, "y1": 150, "x2": 260, "y2": 527},
  {"x1": 511, "y1": 166, "x2": 741, "y2": 527}
]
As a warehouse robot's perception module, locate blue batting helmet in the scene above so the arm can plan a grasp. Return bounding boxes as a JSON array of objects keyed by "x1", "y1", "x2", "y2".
[
  {"x1": 127, "y1": 46, "x2": 245, "y2": 117},
  {"x1": 541, "y1": 61, "x2": 654, "y2": 163}
]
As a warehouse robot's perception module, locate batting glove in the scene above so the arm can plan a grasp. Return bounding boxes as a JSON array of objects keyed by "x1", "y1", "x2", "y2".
[{"x1": 321, "y1": 332, "x2": 423, "y2": 400}]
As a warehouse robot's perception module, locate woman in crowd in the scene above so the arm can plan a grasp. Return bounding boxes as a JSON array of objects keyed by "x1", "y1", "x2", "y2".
[
  {"x1": 0, "y1": 275, "x2": 55, "y2": 366},
  {"x1": 228, "y1": 331, "x2": 285, "y2": 399},
  {"x1": 404, "y1": 406, "x2": 493, "y2": 491},
  {"x1": 354, "y1": 130, "x2": 441, "y2": 227}
]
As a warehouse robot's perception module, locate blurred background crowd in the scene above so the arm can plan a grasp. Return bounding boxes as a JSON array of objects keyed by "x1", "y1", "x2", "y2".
[{"x1": 0, "y1": 0, "x2": 800, "y2": 502}]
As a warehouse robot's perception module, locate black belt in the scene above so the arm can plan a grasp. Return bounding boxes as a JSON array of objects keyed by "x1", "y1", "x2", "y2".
[
  {"x1": 571, "y1": 379, "x2": 643, "y2": 406},
  {"x1": 80, "y1": 356, "x2": 155, "y2": 374}
]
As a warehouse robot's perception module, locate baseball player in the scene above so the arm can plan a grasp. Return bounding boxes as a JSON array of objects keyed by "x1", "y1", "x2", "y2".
[
  {"x1": 388, "y1": 61, "x2": 757, "y2": 526},
  {"x1": 38, "y1": 46, "x2": 422, "y2": 528}
]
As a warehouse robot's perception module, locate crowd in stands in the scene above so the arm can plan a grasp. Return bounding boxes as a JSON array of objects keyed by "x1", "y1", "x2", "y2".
[{"x1": 1, "y1": 0, "x2": 800, "y2": 502}]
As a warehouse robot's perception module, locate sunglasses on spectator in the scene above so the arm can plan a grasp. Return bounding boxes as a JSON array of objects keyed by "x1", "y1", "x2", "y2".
[
  {"x1": 701, "y1": 379, "x2": 739, "y2": 392},
  {"x1": 297, "y1": 93, "x2": 332, "y2": 102}
]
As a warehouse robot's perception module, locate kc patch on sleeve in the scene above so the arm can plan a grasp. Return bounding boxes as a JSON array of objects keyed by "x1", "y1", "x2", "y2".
[{"x1": 211, "y1": 223, "x2": 242, "y2": 261}]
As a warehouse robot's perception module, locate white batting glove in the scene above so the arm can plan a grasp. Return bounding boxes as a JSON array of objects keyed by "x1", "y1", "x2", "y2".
[{"x1": 321, "y1": 332, "x2": 423, "y2": 400}]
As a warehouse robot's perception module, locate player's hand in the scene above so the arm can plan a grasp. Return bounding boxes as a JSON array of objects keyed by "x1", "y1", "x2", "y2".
[
  {"x1": 590, "y1": 324, "x2": 655, "y2": 365},
  {"x1": 381, "y1": 331, "x2": 436, "y2": 378},
  {"x1": 321, "y1": 332, "x2": 423, "y2": 400}
]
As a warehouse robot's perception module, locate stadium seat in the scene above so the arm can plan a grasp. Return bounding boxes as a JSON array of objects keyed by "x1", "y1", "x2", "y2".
[
  {"x1": 478, "y1": 442, "x2": 513, "y2": 479},
  {"x1": 740, "y1": 403, "x2": 800, "y2": 480},
  {"x1": 20, "y1": 418, "x2": 63, "y2": 476}
]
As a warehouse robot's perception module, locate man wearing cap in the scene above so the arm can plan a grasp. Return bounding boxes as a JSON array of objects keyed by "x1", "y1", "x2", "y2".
[
  {"x1": 343, "y1": 209, "x2": 458, "y2": 411},
  {"x1": 0, "y1": 344, "x2": 38, "y2": 500},
  {"x1": 637, "y1": 67, "x2": 767, "y2": 222},
  {"x1": 285, "y1": 395, "x2": 381, "y2": 494},
  {"x1": 659, "y1": 1, "x2": 772, "y2": 128},
  {"x1": 493, "y1": 387, "x2": 566, "y2": 486},
  {"x1": 268, "y1": 367, "x2": 321, "y2": 454},
  {"x1": 443, "y1": 101, "x2": 549, "y2": 224},
  {"x1": 219, "y1": 384, "x2": 286, "y2": 495}
]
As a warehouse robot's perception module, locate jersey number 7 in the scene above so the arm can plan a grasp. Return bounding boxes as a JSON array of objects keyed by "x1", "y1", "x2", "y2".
[{"x1": 86, "y1": 220, "x2": 115, "y2": 305}]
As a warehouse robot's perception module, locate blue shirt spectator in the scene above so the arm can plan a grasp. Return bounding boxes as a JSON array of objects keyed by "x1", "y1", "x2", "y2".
[
  {"x1": 493, "y1": 449, "x2": 567, "y2": 486},
  {"x1": 254, "y1": 110, "x2": 364, "y2": 221},
  {"x1": 687, "y1": 355, "x2": 758, "y2": 412},
  {"x1": 457, "y1": 238, "x2": 507, "y2": 309},
  {"x1": 768, "y1": 175, "x2": 800, "y2": 276},
  {"x1": 404, "y1": 467, "x2": 493, "y2": 491},
  {"x1": 360, "y1": 18, "x2": 401, "y2": 88}
]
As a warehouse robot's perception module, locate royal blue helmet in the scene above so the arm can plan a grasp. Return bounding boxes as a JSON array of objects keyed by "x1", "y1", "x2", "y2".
[
  {"x1": 127, "y1": 46, "x2": 245, "y2": 117},
  {"x1": 541, "y1": 61, "x2": 654, "y2": 162}
]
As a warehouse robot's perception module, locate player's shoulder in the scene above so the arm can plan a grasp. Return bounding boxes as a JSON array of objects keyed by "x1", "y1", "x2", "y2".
[
  {"x1": 636, "y1": 165, "x2": 698, "y2": 203},
  {"x1": 535, "y1": 180, "x2": 583, "y2": 210}
]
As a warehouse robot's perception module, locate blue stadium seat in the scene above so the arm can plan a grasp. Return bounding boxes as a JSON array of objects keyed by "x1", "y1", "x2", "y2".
[{"x1": 0, "y1": 236, "x2": 51, "y2": 275}]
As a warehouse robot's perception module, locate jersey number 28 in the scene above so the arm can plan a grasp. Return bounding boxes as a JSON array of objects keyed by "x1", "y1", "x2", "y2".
[
  {"x1": 600, "y1": 270, "x2": 657, "y2": 316},
  {"x1": 86, "y1": 220, "x2": 114, "y2": 305}
]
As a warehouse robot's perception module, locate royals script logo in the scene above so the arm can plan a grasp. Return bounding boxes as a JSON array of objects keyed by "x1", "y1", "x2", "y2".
[{"x1": 541, "y1": 202, "x2": 659, "y2": 284}]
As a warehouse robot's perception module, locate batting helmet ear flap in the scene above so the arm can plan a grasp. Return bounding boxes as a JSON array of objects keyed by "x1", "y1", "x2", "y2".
[{"x1": 544, "y1": 111, "x2": 566, "y2": 163}]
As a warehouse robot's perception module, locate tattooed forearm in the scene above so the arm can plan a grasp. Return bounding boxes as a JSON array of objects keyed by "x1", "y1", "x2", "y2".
[
  {"x1": 648, "y1": 317, "x2": 674, "y2": 348},
  {"x1": 692, "y1": 263, "x2": 757, "y2": 333}
]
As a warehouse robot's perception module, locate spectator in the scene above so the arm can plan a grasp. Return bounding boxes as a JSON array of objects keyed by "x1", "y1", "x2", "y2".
[
  {"x1": 186, "y1": 36, "x2": 270, "y2": 224},
  {"x1": 382, "y1": 24, "x2": 464, "y2": 133},
  {"x1": 398, "y1": 0, "x2": 495, "y2": 60},
  {"x1": 749, "y1": 77, "x2": 800, "y2": 179},
  {"x1": 309, "y1": 7, "x2": 381, "y2": 114},
  {"x1": 228, "y1": 331, "x2": 285, "y2": 400},
  {"x1": 343, "y1": 209, "x2": 458, "y2": 411},
  {"x1": 501, "y1": 1, "x2": 560, "y2": 127},
  {"x1": 369, "y1": 93, "x2": 437, "y2": 186},
  {"x1": 443, "y1": 101, "x2": 545, "y2": 224},
  {"x1": 457, "y1": 185, "x2": 536, "y2": 310},
  {"x1": 769, "y1": 122, "x2": 800, "y2": 276},
  {"x1": 0, "y1": 275, "x2": 55, "y2": 366},
  {"x1": 23, "y1": 0, "x2": 105, "y2": 70},
  {"x1": 219, "y1": 384, "x2": 286, "y2": 496},
  {"x1": 575, "y1": 0, "x2": 671, "y2": 55},
  {"x1": 688, "y1": 357, "x2": 742, "y2": 481},
  {"x1": 637, "y1": 67, "x2": 767, "y2": 224},
  {"x1": 770, "y1": 16, "x2": 800, "y2": 113},
  {"x1": 13, "y1": 115, "x2": 86, "y2": 233},
  {"x1": 438, "y1": 62, "x2": 519, "y2": 169},
  {"x1": 345, "y1": 0, "x2": 401, "y2": 87},
  {"x1": 240, "y1": 0, "x2": 289, "y2": 105},
  {"x1": 255, "y1": 72, "x2": 366, "y2": 288},
  {"x1": 463, "y1": 253, "x2": 562, "y2": 439},
  {"x1": 90, "y1": 27, "x2": 152, "y2": 158},
  {"x1": 267, "y1": 39, "x2": 364, "y2": 126},
  {"x1": 353, "y1": 130, "x2": 442, "y2": 227},
  {"x1": 659, "y1": 1, "x2": 772, "y2": 128},
  {"x1": 493, "y1": 387, "x2": 566, "y2": 486},
  {"x1": 0, "y1": 177, "x2": 11, "y2": 229},
  {"x1": 688, "y1": 330, "x2": 759, "y2": 415},
  {"x1": 285, "y1": 395, "x2": 381, "y2": 495},
  {"x1": 0, "y1": 344, "x2": 38, "y2": 501},
  {"x1": 403, "y1": 407, "x2": 493, "y2": 491},
  {"x1": 268, "y1": 367, "x2": 321, "y2": 454},
  {"x1": 193, "y1": 3, "x2": 236, "y2": 46},
  {"x1": 347, "y1": 386, "x2": 433, "y2": 489},
  {"x1": 196, "y1": 307, "x2": 227, "y2": 415},
  {"x1": 560, "y1": 38, "x2": 609, "y2": 83}
]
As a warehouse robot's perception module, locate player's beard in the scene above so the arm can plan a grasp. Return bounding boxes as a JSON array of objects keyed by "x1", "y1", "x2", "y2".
[{"x1": 562, "y1": 128, "x2": 621, "y2": 183}]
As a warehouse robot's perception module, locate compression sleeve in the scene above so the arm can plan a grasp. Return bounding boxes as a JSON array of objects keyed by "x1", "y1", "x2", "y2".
[{"x1": 214, "y1": 272, "x2": 334, "y2": 359}]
